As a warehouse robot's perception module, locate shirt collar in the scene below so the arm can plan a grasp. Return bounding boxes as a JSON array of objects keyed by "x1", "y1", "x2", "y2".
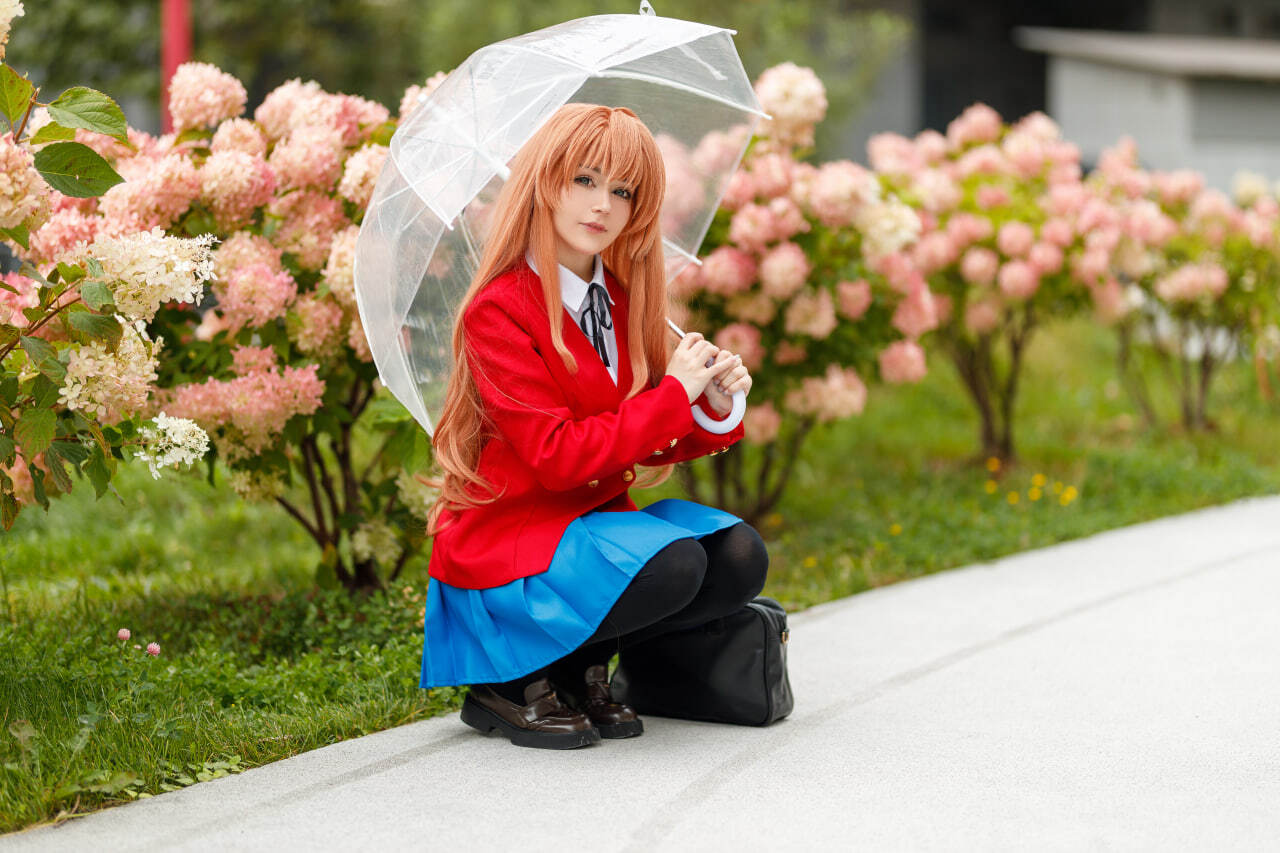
[{"x1": 525, "y1": 252, "x2": 611, "y2": 314}]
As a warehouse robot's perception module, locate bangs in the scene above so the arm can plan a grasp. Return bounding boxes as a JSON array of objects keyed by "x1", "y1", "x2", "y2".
[{"x1": 545, "y1": 108, "x2": 664, "y2": 215}]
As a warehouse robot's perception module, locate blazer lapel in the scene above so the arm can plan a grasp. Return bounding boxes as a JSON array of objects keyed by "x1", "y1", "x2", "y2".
[{"x1": 606, "y1": 270, "x2": 633, "y2": 398}]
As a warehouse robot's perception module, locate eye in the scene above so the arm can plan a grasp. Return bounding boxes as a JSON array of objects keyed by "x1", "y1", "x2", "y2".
[
  {"x1": 613, "y1": 187, "x2": 633, "y2": 201},
  {"x1": 574, "y1": 174, "x2": 594, "y2": 187}
]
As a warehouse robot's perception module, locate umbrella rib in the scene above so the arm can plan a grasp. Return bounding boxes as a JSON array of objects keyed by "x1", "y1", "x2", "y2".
[{"x1": 662, "y1": 238, "x2": 703, "y2": 265}]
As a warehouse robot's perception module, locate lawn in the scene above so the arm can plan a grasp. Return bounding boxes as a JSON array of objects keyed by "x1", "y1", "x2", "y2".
[{"x1": 2, "y1": 317, "x2": 1278, "y2": 833}]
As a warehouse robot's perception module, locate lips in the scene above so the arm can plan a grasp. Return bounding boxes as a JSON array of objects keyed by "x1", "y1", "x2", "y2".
[{"x1": 583, "y1": 222, "x2": 606, "y2": 233}]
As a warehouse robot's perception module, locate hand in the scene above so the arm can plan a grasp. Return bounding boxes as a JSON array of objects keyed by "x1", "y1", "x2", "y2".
[
  {"x1": 665, "y1": 332, "x2": 722, "y2": 404},
  {"x1": 704, "y1": 349, "x2": 752, "y2": 416}
]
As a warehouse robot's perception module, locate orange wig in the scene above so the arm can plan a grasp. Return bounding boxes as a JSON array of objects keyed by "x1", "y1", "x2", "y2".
[{"x1": 429, "y1": 104, "x2": 672, "y2": 530}]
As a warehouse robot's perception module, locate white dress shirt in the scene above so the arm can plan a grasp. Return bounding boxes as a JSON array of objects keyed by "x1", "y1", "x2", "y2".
[{"x1": 526, "y1": 252, "x2": 618, "y2": 385}]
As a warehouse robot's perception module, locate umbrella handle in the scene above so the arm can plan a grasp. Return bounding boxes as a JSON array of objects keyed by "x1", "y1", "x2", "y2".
[{"x1": 667, "y1": 318, "x2": 747, "y2": 434}]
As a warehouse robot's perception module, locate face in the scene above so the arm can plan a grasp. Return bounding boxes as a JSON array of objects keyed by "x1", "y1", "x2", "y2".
[{"x1": 551, "y1": 166, "x2": 634, "y2": 278}]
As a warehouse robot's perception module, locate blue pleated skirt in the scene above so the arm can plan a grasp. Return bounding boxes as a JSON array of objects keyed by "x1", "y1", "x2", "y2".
[{"x1": 420, "y1": 498, "x2": 741, "y2": 688}]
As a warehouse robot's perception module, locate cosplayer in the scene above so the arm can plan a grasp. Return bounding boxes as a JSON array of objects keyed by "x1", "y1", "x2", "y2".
[{"x1": 422, "y1": 103, "x2": 769, "y2": 749}]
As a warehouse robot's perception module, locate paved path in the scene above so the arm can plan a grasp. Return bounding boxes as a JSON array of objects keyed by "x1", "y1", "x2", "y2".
[{"x1": 7, "y1": 496, "x2": 1280, "y2": 851}]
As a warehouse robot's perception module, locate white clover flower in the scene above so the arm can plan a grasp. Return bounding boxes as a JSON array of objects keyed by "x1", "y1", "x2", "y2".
[
  {"x1": 352, "y1": 519, "x2": 403, "y2": 567},
  {"x1": 136, "y1": 412, "x2": 210, "y2": 479},
  {"x1": 84, "y1": 229, "x2": 217, "y2": 323},
  {"x1": 396, "y1": 469, "x2": 438, "y2": 522}
]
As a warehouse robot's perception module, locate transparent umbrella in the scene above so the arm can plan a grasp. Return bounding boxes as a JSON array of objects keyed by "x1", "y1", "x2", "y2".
[{"x1": 353, "y1": 4, "x2": 765, "y2": 435}]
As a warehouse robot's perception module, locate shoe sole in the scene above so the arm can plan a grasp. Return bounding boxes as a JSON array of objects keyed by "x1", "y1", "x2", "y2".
[
  {"x1": 595, "y1": 719, "x2": 644, "y2": 738},
  {"x1": 461, "y1": 696, "x2": 601, "y2": 750}
]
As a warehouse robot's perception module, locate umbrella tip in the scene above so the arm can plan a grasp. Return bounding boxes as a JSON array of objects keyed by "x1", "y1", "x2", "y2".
[{"x1": 639, "y1": 1, "x2": 656, "y2": 15}]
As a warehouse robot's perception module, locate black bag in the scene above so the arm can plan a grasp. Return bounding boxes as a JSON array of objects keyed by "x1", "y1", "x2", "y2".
[{"x1": 611, "y1": 596, "x2": 794, "y2": 726}]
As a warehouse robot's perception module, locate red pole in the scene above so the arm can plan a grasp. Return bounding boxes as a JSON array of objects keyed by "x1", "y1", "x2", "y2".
[{"x1": 160, "y1": 0, "x2": 192, "y2": 133}]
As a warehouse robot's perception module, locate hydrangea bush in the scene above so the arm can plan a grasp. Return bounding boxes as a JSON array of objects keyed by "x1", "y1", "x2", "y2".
[
  {"x1": 673, "y1": 63, "x2": 926, "y2": 522},
  {"x1": 1085, "y1": 142, "x2": 1280, "y2": 430},
  {"x1": 0, "y1": 6, "x2": 210, "y2": 528},
  {"x1": 870, "y1": 104, "x2": 1096, "y2": 462},
  {"x1": 17, "y1": 59, "x2": 446, "y2": 589}
]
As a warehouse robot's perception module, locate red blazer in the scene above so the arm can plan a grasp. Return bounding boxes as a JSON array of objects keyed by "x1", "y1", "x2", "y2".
[{"x1": 428, "y1": 260, "x2": 745, "y2": 590}]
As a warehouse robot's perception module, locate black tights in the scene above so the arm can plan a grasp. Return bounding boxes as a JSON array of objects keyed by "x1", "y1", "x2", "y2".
[{"x1": 484, "y1": 522, "x2": 769, "y2": 704}]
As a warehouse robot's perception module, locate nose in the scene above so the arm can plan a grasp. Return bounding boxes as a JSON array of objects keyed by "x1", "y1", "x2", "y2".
[{"x1": 592, "y1": 187, "x2": 611, "y2": 213}]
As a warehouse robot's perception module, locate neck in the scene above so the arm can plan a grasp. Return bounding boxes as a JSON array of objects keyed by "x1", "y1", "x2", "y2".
[{"x1": 557, "y1": 247, "x2": 595, "y2": 282}]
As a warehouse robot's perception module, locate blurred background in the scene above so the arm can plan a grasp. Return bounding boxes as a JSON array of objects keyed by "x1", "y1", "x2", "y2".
[{"x1": 10, "y1": 0, "x2": 1280, "y2": 185}]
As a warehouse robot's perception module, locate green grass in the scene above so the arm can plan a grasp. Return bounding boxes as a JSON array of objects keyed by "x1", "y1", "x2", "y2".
[{"x1": 2, "y1": 317, "x2": 1279, "y2": 833}]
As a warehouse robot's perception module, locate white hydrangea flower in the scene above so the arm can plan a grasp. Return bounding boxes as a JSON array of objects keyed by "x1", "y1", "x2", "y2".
[
  {"x1": 856, "y1": 196, "x2": 921, "y2": 259},
  {"x1": 352, "y1": 519, "x2": 403, "y2": 567},
  {"x1": 395, "y1": 469, "x2": 437, "y2": 521},
  {"x1": 228, "y1": 468, "x2": 287, "y2": 502},
  {"x1": 136, "y1": 412, "x2": 210, "y2": 479},
  {"x1": 0, "y1": 0, "x2": 24, "y2": 61},
  {"x1": 84, "y1": 229, "x2": 217, "y2": 323},
  {"x1": 58, "y1": 320, "x2": 160, "y2": 422}
]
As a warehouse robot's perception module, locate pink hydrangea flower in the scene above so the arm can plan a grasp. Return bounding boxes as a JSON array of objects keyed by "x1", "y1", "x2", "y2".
[
  {"x1": 946, "y1": 213, "x2": 995, "y2": 247},
  {"x1": 767, "y1": 197, "x2": 810, "y2": 242},
  {"x1": 1091, "y1": 277, "x2": 1131, "y2": 324},
  {"x1": 211, "y1": 118, "x2": 267, "y2": 157},
  {"x1": 338, "y1": 144, "x2": 389, "y2": 208},
  {"x1": 215, "y1": 262, "x2": 298, "y2": 331},
  {"x1": 720, "y1": 170, "x2": 757, "y2": 211},
  {"x1": 773, "y1": 340, "x2": 808, "y2": 365},
  {"x1": 268, "y1": 190, "x2": 349, "y2": 271},
  {"x1": 836, "y1": 279, "x2": 872, "y2": 320},
  {"x1": 699, "y1": 246, "x2": 757, "y2": 296},
  {"x1": 290, "y1": 295, "x2": 345, "y2": 356},
  {"x1": 996, "y1": 222, "x2": 1035, "y2": 258},
  {"x1": 754, "y1": 62, "x2": 828, "y2": 150},
  {"x1": 785, "y1": 365, "x2": 866, "y2": 422},
  {"x1": 0, "y1": 133, "x2": 50, "y2": 232},
  {"x1": 323, "y1": 225, "x2": 359, "y2": 309},
  {"x1": 1154, "y1": 262, "x2": 1229, "y2": 303},
  {"x1": 997, "y1": 260, "x2": 1040, "y2": 300},
  {"x1": 99, "y1": 153, "x2": 201, "y2": 235},
  {"x1": 873, "y1": 252, "x2": 924, "y2": 296},
  {"x1": 168, "y1": 62, "x2": 247, "y2": 131},
  {"x1": 964, "y1": 298, "x2": 1002, "y2": 335},
  {"x1": 911, "y1": 170, "x2": 962, "y2": 213},
  {"x1": 713, "y1": 323, "x2": 765, "y2": 371},
  {"x1": 728, "y1": 203, "x2": 776, "y2": 252},
  {"x1": 28, "y1": 207, "x2": 101, "y2": 265},
  {"x1": 783, "y1": 288, "x2": 838, "y2": 339},
  {"x1": 742, "y1": 403, "x2": 782, "y2": 444},
  {"x1": 946, "y1": 103, "x2": 1003, "y2": 149},
  {"x1": 231, "y1": 345, "x2": 278, "y2": 376},
  {"x1": 891, "y1": 283, "x2": 939, "y2": 338},
  {"x1": 911, "y1": 230, "x2": 959, "y2": 275},
  {"x1": 398, "y1": 71, "x2": 448, "y2": 120},
  {"x1": 806, "y1": 160, "x2": 879, "y2": 228},
  {"x1": 201, "y1": 150, "x2": 277, "y2": 230},
  {"x1": 748, "y1": 153, "x2": 794, "y2": 199},
  {"x1": 726, "y1": 291, "x2": 777, "y2": 325},
  {"x1": 955, "y1": 144, "x2": 1008, "y2": 179},
  {"x1": 975, "y1": 185, "x2": 1011, "y2": 210},
  {"x1": 759, "y1": 242, "x2": 810, "y2": 300},
  {"x1": 914, "y1": 129, "x2": 948, "y2": 164},
  {"x1": 1027, "y1": 242, "x2": 1064, "y2": 275},
  {"x1": 269, "y1": 126, "x2": 345, "y2": 192},
  {"x1": 879, "y1": 340, "x2": 927, "y2": 384},
  {"x1": 1040, "y1": 218, "x2": 1075, "y2": 248},
  {"x1": 867, "y1": 132, "x2": 922, "y2": 176},
  {"x1": 960, "y1": 247, "x2": 999, "y2": 286},
  {"x1": 347, "y1": 314, "x2": 373, "y2": 362},
  {"x1": 216, "y1": 231, "x2": 284, "y2": 276}
]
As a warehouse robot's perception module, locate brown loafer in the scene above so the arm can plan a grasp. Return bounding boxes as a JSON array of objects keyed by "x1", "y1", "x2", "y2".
[
  {"x1": 461, "y1": 678, "x2": 600, "y2": 749},
  {"x1": 577, "y1": 664, "x2": 643, "y2": 739}
]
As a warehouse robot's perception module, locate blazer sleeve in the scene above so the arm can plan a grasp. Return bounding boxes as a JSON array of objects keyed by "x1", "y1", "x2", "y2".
[
  {"x1": 465, "y1": 295, "x2": 698, "y2": 492},
  {"x1": 642, "y1": 393, "x2": 745, "y2": 466}
]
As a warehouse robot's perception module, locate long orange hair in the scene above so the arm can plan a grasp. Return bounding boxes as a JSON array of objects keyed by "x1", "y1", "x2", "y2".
[{"x1": 428, "y1": 104, "x2": 673, "y2": 532}]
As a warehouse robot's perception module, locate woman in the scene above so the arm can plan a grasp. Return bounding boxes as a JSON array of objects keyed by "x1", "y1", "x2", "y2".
[{"x1": 424, "y1": 103, "x2": 769, "y2": 749}]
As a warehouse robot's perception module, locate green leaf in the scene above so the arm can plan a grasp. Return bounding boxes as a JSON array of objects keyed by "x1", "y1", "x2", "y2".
[
  {"x1": 1, "y1": 492, "x2": 18, "y2": 531},
  {"x1": 19, "y1": 335, "x2": 57, "y2": 366},
  {"x1": 33, "y1": 142, "x2": 125, "y2": 199},
  {"x1": 80, "y1": 280, "x2": 116, "y2": 312},
  {"x1": 17, "y1": 262, "x2": 50, "y2": 288},
  {"x1": 86, "y1": 446, "x2": 112, "y2": 498},
  {"x1": 47, "y1": 87, "x2": 129, "y2": 142},
  {"x1": 0, "y1": 375, "x2": 17, "y2": 406},
  {"x1": 0, "y1": 433, "x2": 14, "y2": 465},
  {"x1": 85, "y1": 257, "x2": 104, "y2": 278},
  {"x1": 7, "y1": 720, "x2": 36, "y2": 749},
  {"x1": 29, "y1": 122, "x2": 77, "y2": 145},
  {"x1": 50, "y1": 440, "x2": 89, "y2": 466},
  {"x1": 14, "y1": 408, "x2": 56, "y2": 457},
  {"x1": 28, "y1": 465, "x2": 48, "y2": 509},
  {"x1": 30, "y1": 374, "x2": 60, "y2": 408},
  {"x1": 55, "y1": 262, "x2": 86, "y2": 285},
  {"x1": 0, "y1": 65, "x2": 34, "y2": 128},
  {"x1": 42, "y1": 443, "x2": 74, "y2": 493},
  {"x1": 0, "y1": 324, "x2": 17, "y2": 346},
  {"x1": 0, "y1": 223, "x2": 29, "y2": 250},
  {"x1": 68, "y1": 311, "x2": 122, "y2": 348}
]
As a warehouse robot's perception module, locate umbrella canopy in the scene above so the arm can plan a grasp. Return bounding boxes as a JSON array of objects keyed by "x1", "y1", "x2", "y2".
[{"x1": 354, "y1": 9, "x2": 765, "y2": 435}]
